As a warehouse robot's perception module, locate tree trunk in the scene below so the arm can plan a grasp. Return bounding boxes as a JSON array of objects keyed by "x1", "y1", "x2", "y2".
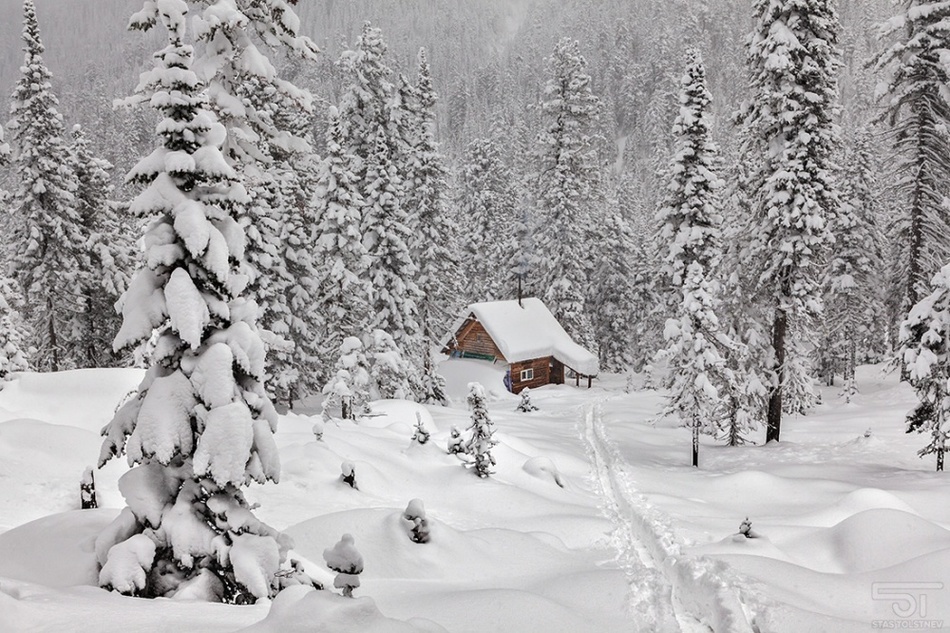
[
  {"x1": 937, "y1": 448, "x2": 944, "y2": 472},
  {"x1": 767, "y1": 308, "x2": 787, "y2": 443},
  {"x1": 691, "y1": 423, "x2": 699, "y2": 467},
  {"x1": 48, "y1": 295, "x2": 59, "y2": 372}
]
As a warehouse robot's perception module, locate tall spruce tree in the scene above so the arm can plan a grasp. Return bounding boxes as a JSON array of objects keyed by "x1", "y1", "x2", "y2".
[
  {"x1": 655, "y1": 49, "x2": 732, "y2": 467},
  {"x1": 535, "y1": 37, "x2": 602, "y2": 351},
  {"x1": 7, "y1": 0, "x2": 85, "y2": 372},
  {"x1": 738, "y1": 0, "x2": 840, "y2": 442},
  {"x1": 0, "y1": 274, "x2": 30, "y2": 388},
  {"x1": 68, "y1": 124, "x2": 132, "y2": 368},
  {"x1": 406, "y1": 48, "x2": 454, "y2": 404},
  {"x1": 872, "y1": 1, "x2": 950, "y2": 317},
  {"x1": 820, "y1": 131, "x2": 884, "y2": 399},
  {"x1": 459, "y1": 137, "x2": 520, "y2": 302},
  {"x1": 96, "y1": 0, "x2": 306, "y2": 603},
  {"x1": 312, "y1": 106, "x2": 372, "y2": 359},
  {"x1": 190, "y1": 1, "x2": 320, "y2": 407},
  {"x1": 900, "y1": 263, "x2": 950, "y2": 471}
]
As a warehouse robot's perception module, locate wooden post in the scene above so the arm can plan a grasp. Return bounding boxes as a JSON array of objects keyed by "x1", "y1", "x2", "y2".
[
  {"x1": 575, "y1": 373, "x2": 579, "y2": 387},
  {"x1": 587, "y1": 376, "x2": 592, "y2": 389}
]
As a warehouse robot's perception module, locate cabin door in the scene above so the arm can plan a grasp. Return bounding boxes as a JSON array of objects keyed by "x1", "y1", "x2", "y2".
[{"x1": 550, "y1": 359, "x2": 564, "y2": 385}]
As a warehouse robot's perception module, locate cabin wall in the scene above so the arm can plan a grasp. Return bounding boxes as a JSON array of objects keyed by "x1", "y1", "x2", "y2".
[
  {"x1": 451, "y1": 320, "x2": 505, "y2": 361},
  {"x1": 510, "y1": 357, "x2": 553, "y2": 394}
]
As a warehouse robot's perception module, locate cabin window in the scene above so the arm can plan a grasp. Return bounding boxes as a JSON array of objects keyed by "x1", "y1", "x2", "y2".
[{"x1": 520, "y1": 368, "x2": 534, "y2": 381}]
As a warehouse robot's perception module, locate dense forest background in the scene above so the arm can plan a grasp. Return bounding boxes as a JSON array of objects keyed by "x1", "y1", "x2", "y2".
[{"x1": 0, "y1": 0, "x2": 893, "y2": 217}]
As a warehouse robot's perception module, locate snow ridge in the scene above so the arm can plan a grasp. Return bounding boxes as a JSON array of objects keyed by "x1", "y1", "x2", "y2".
[{"x1": 582, "y1": 402, "x2": 765, "y2": 632}]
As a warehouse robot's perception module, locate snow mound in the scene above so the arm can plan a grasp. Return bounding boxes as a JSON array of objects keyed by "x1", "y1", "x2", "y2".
[
  {"x1": 236, "y1": 585, "x2": 446, "y2": 633},
  {"x1": 0, "y1": 509, "x2": 118, "y2": 587},
  {"x1": 522, "y1": 456, "x2": 565, "y2": 488},
  {"x1": 792, "y1": 488, "x2": 918, "y2": 527},
  {"x1": 782, "y1": 508, "x2": 950, "y2": 574},
  {"x1": 285, "y1": 507, "x2": 582, "y2": 582},
  {"x1": 438, "y1": 358, "x2": 510, "y2": 401},
  {"x1": 0, "y1": 369, "x2": 144, "y2": 432}
]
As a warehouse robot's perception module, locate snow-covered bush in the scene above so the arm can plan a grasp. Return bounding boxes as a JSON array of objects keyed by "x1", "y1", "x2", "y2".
[
  {"x1": 465, "y1": 383, "x2": 497, "y2": 478},
  {"x1": 322, "y1": 337, "x2": 371, "y2": 421},
  {"x1": 447, "y1": 426, "x2": 464, "y2": 455},
  {"x1": 80, "y1": 466, "x2": 98, "y2": 509},
  {"x1": 412, "y1": 413, "x2": 430, "y2": 445},
  {"x1": 516, "y1": 388, "x2": 539, "y2": 412},
  {"x1": 401, "y1": 498, "x2": 430, "y2": 544},
  {"x1": 341, "y1": 461, "x2": 358, "y2": 489},
  {"x1": 323, "y1": 533, "x2": 363, "y2": 598},
  {"x1": 312, "y1": 420, "x2": 325, "y2": 442}
]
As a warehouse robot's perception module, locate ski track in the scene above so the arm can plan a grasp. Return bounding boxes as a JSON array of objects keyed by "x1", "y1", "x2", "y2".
[{"x1": 580, "y1": 399, "x2": 760, "y2": 633}]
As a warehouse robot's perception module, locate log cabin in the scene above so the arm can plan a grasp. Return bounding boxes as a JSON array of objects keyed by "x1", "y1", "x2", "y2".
[{"x1": 441, "y1": 298, "x2": 599, "y2": 394}]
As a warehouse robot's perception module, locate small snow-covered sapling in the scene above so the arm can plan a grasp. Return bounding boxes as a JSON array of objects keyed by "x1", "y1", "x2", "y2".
[
  {"x1": 447, "y1": 426, "x2": 464, "y2": 455},
  {"x1": 739, "y1": 517, "x2": 759, "y2": 539},
  {"x1": 323, "y1": 533, "x2": 364, "y2": 598},
  {"x1": 465, "y1": 382, "x2": 497, "y2": 478},
  {"x1": 412, "y1": 412, "x2": 430, "y2": 445},
  {"x1": 312, "y1": 419, "x2": 325, "y2": 441},
  {"x1": 516, "y1": 387, "x2": 539, "y2": 412},
  {"x1": 402, "y1": 498, "x2": 430, "y2": 544},
  {"x1": 341, "y1": 461, "x2": 357, "y2": 489},
  {"x1": 80, "y1": 466, "x2": 98, "y2": 509}
]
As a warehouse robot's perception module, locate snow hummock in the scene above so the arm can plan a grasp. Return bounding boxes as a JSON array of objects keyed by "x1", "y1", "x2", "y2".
[{"x1": 443, "y1": 298, "x2": 599, "y2": 376}]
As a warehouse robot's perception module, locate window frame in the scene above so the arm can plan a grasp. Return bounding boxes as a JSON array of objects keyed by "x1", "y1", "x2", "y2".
[{"x1": 520, "y1": 367, "x2": 534, "y2": 381}]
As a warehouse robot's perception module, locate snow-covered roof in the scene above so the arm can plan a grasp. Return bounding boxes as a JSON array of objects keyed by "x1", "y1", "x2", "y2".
[{"x1": 444, "y1": 298, "x2": 599, "y2": 376}]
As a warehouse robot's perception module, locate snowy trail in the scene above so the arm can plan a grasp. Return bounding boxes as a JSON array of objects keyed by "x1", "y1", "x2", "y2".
[{"x1": 581, "y1": 401, "x2": 758, "y2": 633}]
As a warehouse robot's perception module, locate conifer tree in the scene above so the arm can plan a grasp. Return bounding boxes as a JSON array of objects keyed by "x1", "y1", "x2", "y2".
[
  {"x1": 458, "y1": 137, "x2": 519, "y2": 302},
  {"x1": 0, "y1": 274, "x2": 30, "y2": 387},
  {"x1": 655, "y1": 49, "x2": 733, "y2": 467},
  {"x1": 312, "y1": 107, "x2": 372, "y2": 357},
  {"x1": 535, "y1": 37, "x2": 602, "y2": 351},
  {"x1": 68, "y1": 124, "x2": 132, "y2": 368},
  {"x1": 465, "y1": 382, "x2": 497, "y2": 478},
  {"x1": 7, "y1": 0, "x2": 85, "y2": 372},
  {"x1": 738, "y1": 0, "x2": 840, "y2": 442},
  {"x1": 900, "y1": 263, "x2": 950, "y2": 471},
  {"x1": 406, "y1": 48, "x2": 455, "y2": 405},
  {"x1": 872, "y1": 1, "x2": 950, "y2": 315},
  {"x1": 821, "y1": 132, "x2": 884, "y2": 399},
  {"x1": 190, "y1": 1, "x2": 319, "y2": 407},
  {"x1": 96, "y1": 0, "x2": 302, "y2": 603},
  {"x1": 592, "y1": 201, "x2": 637, "y2": 373}
]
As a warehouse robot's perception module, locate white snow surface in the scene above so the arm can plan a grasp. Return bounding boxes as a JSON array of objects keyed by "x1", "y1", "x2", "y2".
[
  {"x1": 1, "y1": 365, "x2": 950, "y2": 631},
  {"x1": 443, "y1": 298, "x2": 600, "y2": 376}
]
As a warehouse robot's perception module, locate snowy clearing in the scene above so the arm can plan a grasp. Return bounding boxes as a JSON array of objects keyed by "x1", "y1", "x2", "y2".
[{"x1": 1, "y1": 362, "x2": 949, "y2": 631}]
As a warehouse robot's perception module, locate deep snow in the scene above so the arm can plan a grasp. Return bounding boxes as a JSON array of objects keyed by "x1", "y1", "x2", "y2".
[{"x1": 0, "y1": 360, "x2": 948, "y2": 631}]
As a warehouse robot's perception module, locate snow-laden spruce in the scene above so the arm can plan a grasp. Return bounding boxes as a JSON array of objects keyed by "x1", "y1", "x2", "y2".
[
  {"x1": 655, "y1": 49, "x2": 740, "y2": 463},
  {"x1": 737, "y1": 0, "x2": 840, "y2": 443},
  {"x1": 465, "y1": 382, "x2": 497, "y2": 478},
  {"x1": 900, "y1": 262, "x2": 950, "y2": 471},
  {"x1": 7, "y1": 0, "x2": 85, "y2": 372},
  {"x1": 535, "y1": 37, "x2": 601, "y2": 354},
  {"x1": 819, "y1": 131, "x2": 885, "y2": 399},
  {"x1": 0, "y1": 274, "x2": 30, "y2": 388},
  {"x1": 68, "y1": 124, "x2": 133, "y2": 369},
  {"x1": 96, "y1": 0, "x2": 306, "y2": 603},
  {"x1": 185, "y1": 0, "x2": 321, "y2": 407},
  {"x1": 872, "y1": 0, "x2": 950, "y2": 314},
  {"x1": 458, "y1": 138, "x2": 519, "y2": 303},
  {"x1": 405, "y1": 49, "x2": 455, "y2": 406}
]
